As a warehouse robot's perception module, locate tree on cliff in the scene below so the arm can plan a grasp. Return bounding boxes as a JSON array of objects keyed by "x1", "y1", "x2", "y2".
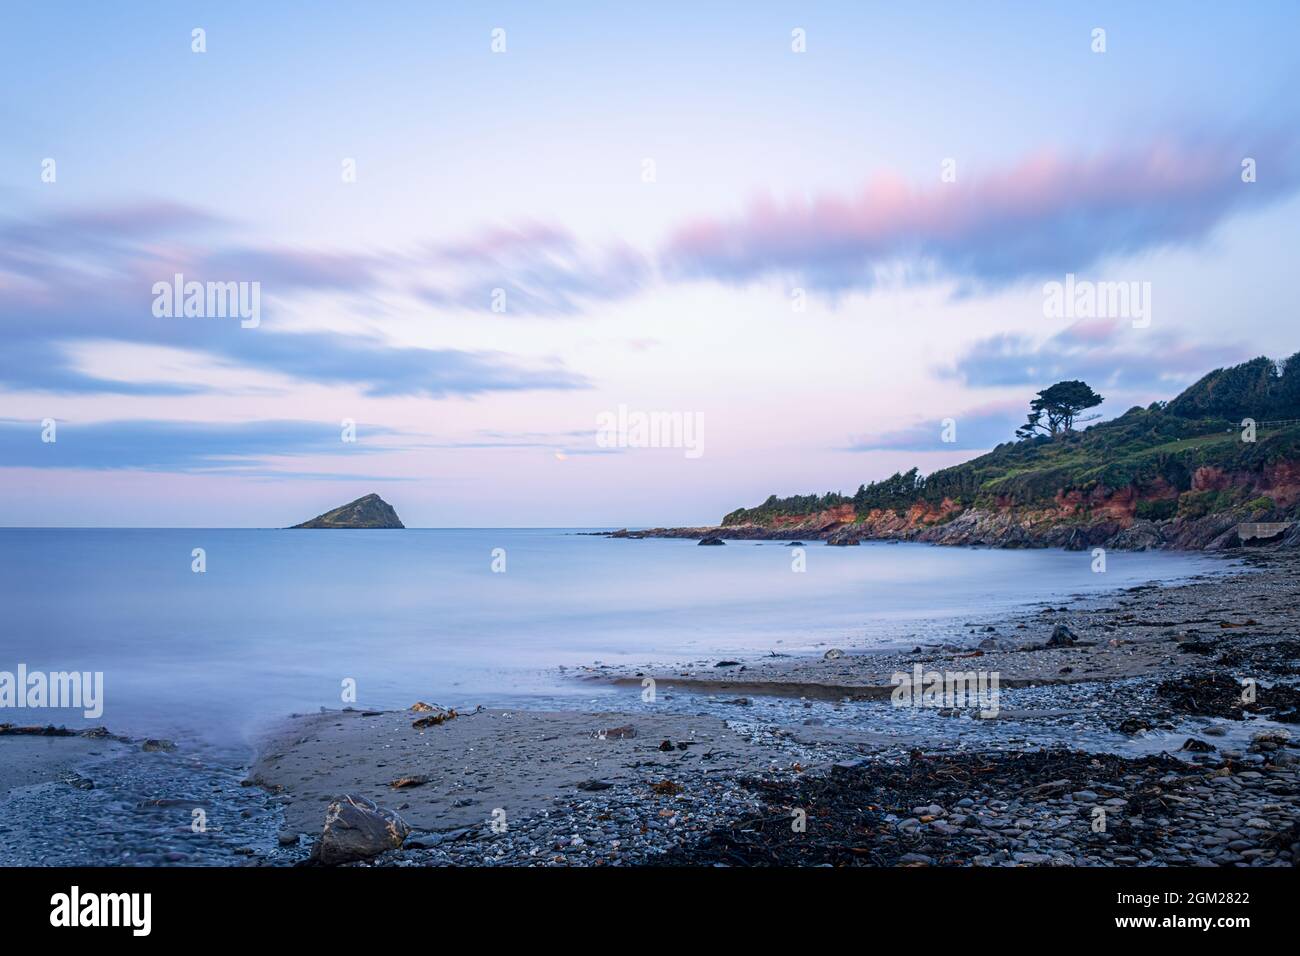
[
  {"x1": 1015, "y1": 380, "x2": 1104, "y2": 439},
  {"x1": 1166, "y1": 353, "x2": 1300, "y2": 420}
]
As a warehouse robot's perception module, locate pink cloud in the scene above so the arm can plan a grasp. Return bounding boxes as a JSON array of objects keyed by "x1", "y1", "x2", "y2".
[{"x1": 660, "y1": 132, "x2": 1299, "y2": 291}]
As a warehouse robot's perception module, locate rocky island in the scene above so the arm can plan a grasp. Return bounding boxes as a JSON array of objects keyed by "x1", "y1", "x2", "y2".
[{"x1": 290, "y1": 493, "x2": 405, "y2": 529}]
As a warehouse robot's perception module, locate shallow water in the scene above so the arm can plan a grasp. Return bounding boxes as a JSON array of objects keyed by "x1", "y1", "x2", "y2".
[
  {"x1": 0, "y1": 528, "x2": 1229, "y2": 749},
  {"x1": 0, "y1": 745, "x2": 285, "y2": 867}
]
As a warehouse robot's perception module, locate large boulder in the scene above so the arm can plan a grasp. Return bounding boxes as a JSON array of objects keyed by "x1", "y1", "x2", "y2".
[
  {"x1": 995, "y1": 525, "x2": 1036, "y2": 549},
  {"x1": 312, "y1": 794, "x2": 410, "y2": 865},
  {"x1": 1046, "y1": 623, "x2": 1078, "y2": 647},
  {"x1": 1106, "y1": 520, "x2": 1165, "y2": 551},
  {"x1": 1061, "y1": 523, "x2": 1119, "y2": 551},
  {"x1": 825, "y1": 527, "x2": 861, "y2": 546},
  {"x1": 1165, "y1": 513, "x2": 1239, "y2": 550},
  {"x1": 1060, "y1": 527, "x2": 1090, "y2": 551}
]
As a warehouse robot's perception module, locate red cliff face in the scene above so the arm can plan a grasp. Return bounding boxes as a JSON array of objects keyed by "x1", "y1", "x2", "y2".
[
  {"x1": 1192, "y1": 466, "x2": 1231, "y2": 492},
  {"x1": 1054, "y1": 489, "x2": 1088, "y2": 514},
  {"x1": 1188, "y1": 462, "x2": 1300, "y2": 508},
  {"x1": 768, "y1": 503, "x2": 856, "y2": 530},
  {"x1": 1260, "y1": 460, "x2": 1300, "y2": 508},
  {"x1": 912, "y1": 498, "x2": 963, "y2": 525},
  {"x1": 719, "y1": 455, "x2": 1300, "y2": 550},
  {"x1": 1094, "y1": 484, "x2": 1144, "y2": 521}
]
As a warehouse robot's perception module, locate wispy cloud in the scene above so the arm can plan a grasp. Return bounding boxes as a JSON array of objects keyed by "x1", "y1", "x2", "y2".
[
  {"x1": 0, "y1": 419, "x2": 407, "y2": 476},
  {"x1": 414, "y1": 224, "x2": 648, "y2": 316},
  {"x1": 941, "y1": 318, "x2": 1247, "y2": 393},
  {"x1": 409, "y1": 428, "x2": 624, "y2": 456},
  {"x1": 0, "y1": 205, "x2": 590, "y2": 396},
  {"x1": 659, "y1": 132, "x2": 1300, "y2": 293},
  {"x1": 854, "y1": 315, "x2": 1252, "y2": 452},
  {"x1": 3, "y1": 128, "x2": 1290, "y2": 399}
]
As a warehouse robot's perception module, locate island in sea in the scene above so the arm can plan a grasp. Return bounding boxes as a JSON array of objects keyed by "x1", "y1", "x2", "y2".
[{"x1": 289, "y1": 493, "x2": 405, "y2": 529}]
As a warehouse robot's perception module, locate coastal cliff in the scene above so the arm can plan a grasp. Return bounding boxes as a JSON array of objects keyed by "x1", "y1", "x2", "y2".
[
  {"x1": 290, "y1": 493, "x2": 405, "y2": 529},
  {"x1": 634, "y1": 474, "x2": 1300, "y2": 552},
  {"x1": 633, "y1": 354, "x2": 1300, "y2": 551}
]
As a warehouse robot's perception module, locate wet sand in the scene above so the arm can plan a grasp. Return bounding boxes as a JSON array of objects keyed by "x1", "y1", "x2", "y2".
[
  {"x1": 581, "y1": 554, "x2": 1292, "y2": 695},
  {"x1": 249, "y1": 708, "x2": 764, "y2": 838}
]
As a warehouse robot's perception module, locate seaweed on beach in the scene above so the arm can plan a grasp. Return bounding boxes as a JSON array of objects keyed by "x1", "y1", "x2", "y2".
[
  {"x1": 658, "y1": 749, "x2": 1190, "y2": 867},
  {"x1": 1155, "y1": 674, "x2": 1300, "y2": 722},
  {"x1": 1216, "y1": 640, "x2": 1300, "y2": 677}
]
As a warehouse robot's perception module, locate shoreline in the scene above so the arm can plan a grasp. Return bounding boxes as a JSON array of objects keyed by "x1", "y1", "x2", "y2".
[
  {"x1": 599, "y1": 512, "x2": 1300, "y2": 552},
  {"x1": 3, "y1": 549, "x2": 1297, "y2": 866},
  {"x1": 578, "y1": 557, "x2": 1263, "y2": 696},
  {"x1": 232, "y1": 547, "x2": 1300, "y2": 866}
]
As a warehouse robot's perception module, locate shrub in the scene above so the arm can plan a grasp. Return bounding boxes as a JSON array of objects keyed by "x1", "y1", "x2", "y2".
[{"x1": 1135, "y1": 498, "x2": 1177, "y2": 521}]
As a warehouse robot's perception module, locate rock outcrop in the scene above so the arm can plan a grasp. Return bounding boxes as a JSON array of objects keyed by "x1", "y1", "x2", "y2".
[
  {"x1": 290, "y1": 493, "x2": 404, "y2": 529},
  {"x1": 623, "y1": 502, "x2": 1300, "y2": 553},
  {"x1": 312, "y1": 794, "x2": 410, "y2": 865}
]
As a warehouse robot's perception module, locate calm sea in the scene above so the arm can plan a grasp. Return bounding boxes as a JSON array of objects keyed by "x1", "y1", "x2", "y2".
[{"x1": 0, "y1": 528, "x2": 1228, "y2": 749}]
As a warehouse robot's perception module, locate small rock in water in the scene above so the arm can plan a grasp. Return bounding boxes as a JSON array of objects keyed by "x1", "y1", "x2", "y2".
[
  {"x1": 1117, "y1": 717, "x2": 1151, "y2": 735},
  {"x1": 823, "y1": 648, "x2": 844, "y2": 660}
]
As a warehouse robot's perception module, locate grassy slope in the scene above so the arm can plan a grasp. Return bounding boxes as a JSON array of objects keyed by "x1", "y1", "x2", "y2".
[{"x1": 723, "y1": 354, "x2": 1300, "y2": 527}]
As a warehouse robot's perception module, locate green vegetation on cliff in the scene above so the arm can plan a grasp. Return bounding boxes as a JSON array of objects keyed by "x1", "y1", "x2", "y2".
[{"x1": 722, "y1": 353, "x2": 1300, "y2": 526}]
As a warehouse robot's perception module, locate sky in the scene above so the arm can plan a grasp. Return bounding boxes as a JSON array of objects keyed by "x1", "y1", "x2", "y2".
[{"x1": 1, "y1": 1, "x2": 1298, "y2": 527}]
